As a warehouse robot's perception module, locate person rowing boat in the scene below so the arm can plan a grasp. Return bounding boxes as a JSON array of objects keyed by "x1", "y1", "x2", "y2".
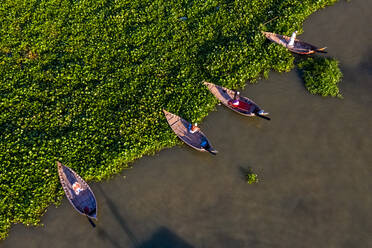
[
  {"x1": 228, "y1": 91, "x2": 253, "y2": 112},
  {"x1": 231, "y1": 91, "x2": 240, "y2": 106}
]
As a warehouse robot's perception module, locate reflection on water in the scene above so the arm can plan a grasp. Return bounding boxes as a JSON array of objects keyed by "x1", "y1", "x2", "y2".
[{"x1": 2, "y1": 1, "x2": 372, "y2": 247}]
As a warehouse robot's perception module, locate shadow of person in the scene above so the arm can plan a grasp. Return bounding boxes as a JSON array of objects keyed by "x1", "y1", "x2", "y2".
[{"x1": 136, "y1": 227, "x2": 194, "y2": 248}]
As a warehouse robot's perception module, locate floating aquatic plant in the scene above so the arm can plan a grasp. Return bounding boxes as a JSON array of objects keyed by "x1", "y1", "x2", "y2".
[
  {"x1": 246, "y1": 170, "x2": 259, "y2": 184},
  {"x1": 298, "y1": 57, "x2": 343, "y2": 98}
]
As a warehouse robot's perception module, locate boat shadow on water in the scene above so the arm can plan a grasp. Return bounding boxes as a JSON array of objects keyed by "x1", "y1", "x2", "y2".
[
  {"x1": 358, "y1": 49, "x2": 372, "y2": 76},
  {"x1": 95, "y1": 185, "x2": 194, "y2": 248},
  {"x1": 96, "y1": 227, "x2": 122, "y2": 248},
  {"x1": 96, "y1": 185, "x2": 140, "y2": 247},
  {"x1": 136, "y1": 227, "x2": 194, "y2": 248}
]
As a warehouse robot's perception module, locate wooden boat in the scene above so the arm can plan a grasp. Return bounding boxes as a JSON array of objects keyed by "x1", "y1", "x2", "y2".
[
  {"x1": 262, "y1": 31, "x2": 327, "y2": 55},
  {"x1": 203, "y1": 81, "x2": 270, "y2": 120},
  {"x1": 57, "y1": 161, "x2": 97, "y2": 220},
  {"x1": 163, "y1": 110, "x2": 217, "y2": 155}
]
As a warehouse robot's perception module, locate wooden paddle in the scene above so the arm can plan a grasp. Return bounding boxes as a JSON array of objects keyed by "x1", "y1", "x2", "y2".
[
  {"x1": 87, "y1": 217, "x2": 96, "y2": 228},
  {"x1": 253, "y1": 110, "x2": 271, "y2": 121},
  {"x1": 256, "y1": 113, "x2": 271, "y2": 121}
]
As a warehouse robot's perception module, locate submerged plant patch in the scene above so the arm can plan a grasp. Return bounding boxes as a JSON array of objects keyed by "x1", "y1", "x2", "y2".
[
  {"x1": 0, "y1": 0, "x2": 338, "y2": 239},
  {"x1": 298, "y1": 57, "x2": 342, "y2": 97}
]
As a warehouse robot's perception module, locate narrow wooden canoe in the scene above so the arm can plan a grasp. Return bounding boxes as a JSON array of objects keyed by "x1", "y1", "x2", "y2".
[
  {"x1": 163, "y1": 110, "x2": 217, "y2": 155},
  {"x1": 203, "y1": 81, "x2": 269, "y2": 117},
  {"x1": 57, "y1": 161, "x2": 97, "y2": 219},
  {"x1": 262, "y1": 31, "x2": 327, "y2": 55}
]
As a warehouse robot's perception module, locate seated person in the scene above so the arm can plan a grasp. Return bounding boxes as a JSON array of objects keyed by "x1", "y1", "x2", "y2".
[
  {"x1": 231, "y1": 99, "x2": 239, "y2": 106},
  {"x1": 231, "y1": 91, "x2": 240, "y2": 106},
  {"x1": 188, "y1": 123, "x2": 200, "y2": 134},
  {"x1": 287, "y1": 31, "x2": 297, "y2": 48},
  {"x1": 228, "y1": 92, "x2": 253, "y2": 112},
  {"x1": 72, "y1": 182, "x2": 83, "y2": 195}
]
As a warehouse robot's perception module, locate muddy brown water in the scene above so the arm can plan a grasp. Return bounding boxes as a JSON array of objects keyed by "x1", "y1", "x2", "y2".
[{"x1": 2, "y1": 1, "x2": 371, "y2": 247}]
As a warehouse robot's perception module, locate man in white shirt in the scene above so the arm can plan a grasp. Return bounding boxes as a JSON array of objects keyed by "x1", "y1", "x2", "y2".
[{"x1": 288, "y1": 31, "x2": 297, "y2": 48}]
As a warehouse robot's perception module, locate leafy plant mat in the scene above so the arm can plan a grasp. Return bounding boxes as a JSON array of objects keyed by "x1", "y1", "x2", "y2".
[{"x1": 298, "y1": 57, "x2": 342, "y2": 97}]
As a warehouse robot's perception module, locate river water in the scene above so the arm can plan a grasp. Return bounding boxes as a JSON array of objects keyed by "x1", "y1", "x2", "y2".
[{"x1": 2, "y1": 0, "x2": 371, "y2": 247}]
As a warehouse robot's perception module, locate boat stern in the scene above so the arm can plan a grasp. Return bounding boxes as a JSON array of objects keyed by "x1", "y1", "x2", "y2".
[{"x1": 87, "y1": 210, "x2": 97, "y2": 220}]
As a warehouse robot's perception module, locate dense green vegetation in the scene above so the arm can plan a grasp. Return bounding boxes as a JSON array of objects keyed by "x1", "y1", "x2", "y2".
[
  {"x1": 298, "y1": 57, "x2": 342, "y2": 97},
  {"x1": 0, "y1": 0, "x2": 338, "y2": 239}
]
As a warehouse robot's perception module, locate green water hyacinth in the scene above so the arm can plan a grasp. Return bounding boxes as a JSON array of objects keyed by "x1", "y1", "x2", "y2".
[
  {"x1": 0, "y1": 0, "x2": 338, "y2": 239},
  {"x1": 298, "y1": 57, "x2": 343, "y2": 97},
  {"x1": 246, "y1": 172, "x2": 259, "y2": 184}
]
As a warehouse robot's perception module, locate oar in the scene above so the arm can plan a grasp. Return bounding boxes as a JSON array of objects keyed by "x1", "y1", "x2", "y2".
[
  {"x1": 87, "y1": 217, "x2": 96, "y2": 228},
  {"x1": 233, "y1": 91, "x2": 238, "y2": 99},
  {"x1": 253, "y1": 110, "x2": 271, "y2": 121},
  {"x1": 261, "y1": 16, "x2": 278, "y2": 26}
]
